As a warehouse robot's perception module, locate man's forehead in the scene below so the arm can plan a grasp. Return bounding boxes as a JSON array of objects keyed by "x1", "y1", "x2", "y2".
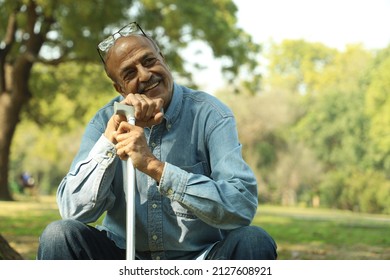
[
  {"x1": 106, "y1": 35, "x2": 154, "y2": 63},
  {"x1": 105, "y1": 35, "x2": 157, "y2": 77},
  {"x1": 113, "y1": 35, "x2": 155, "y2": 54}
]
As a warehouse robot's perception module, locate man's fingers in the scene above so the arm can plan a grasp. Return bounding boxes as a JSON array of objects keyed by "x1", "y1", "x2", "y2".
[{"x1": 123, "y1": 94, "x2": 164, "y2": 123}]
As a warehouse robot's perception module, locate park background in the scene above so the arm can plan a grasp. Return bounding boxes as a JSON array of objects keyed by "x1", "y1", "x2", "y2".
[{"x1": 0, "y1": 0, "x2": 389, "y2": 259}]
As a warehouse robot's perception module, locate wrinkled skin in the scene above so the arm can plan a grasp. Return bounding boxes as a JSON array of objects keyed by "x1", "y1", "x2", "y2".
[{"x1": 103, "y1": 35, "x2": 174, "y2": 182}]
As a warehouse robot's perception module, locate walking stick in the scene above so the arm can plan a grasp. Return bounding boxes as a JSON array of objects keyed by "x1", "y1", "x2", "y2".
[{"x1": 114, "y1": 102, "x2": 136, "y2": 260}]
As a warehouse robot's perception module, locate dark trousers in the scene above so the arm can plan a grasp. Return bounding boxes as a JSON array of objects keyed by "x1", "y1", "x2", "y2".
[{"x1": 37, "y1": 219, "x2": 277, "y2": 260}]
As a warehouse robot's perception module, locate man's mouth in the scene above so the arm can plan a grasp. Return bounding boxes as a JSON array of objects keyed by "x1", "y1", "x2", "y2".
[
  {"x1": 143, "y1": 81, "x2": 159, "y2": 92},
  {"x1": 139, "y1": 77, "x2": 161, "y2": 93}
]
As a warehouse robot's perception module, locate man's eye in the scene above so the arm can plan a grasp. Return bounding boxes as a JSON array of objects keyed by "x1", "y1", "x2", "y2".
[
  {"x1": 143, "y1": 57, "x2": 157, "y2": 67},
  {"x1": 123, "y1": 70, "x2": 135, "y2": 81}
]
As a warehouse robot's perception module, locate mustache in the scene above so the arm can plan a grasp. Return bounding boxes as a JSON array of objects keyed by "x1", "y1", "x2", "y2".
[{"x1": 138, "y1": 75, "x2": 161, "y2": 93}]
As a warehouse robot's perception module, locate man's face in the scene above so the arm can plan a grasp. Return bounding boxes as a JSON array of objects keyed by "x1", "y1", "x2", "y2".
[{"x1": 105, "y1": 35, "x2": 174, "y2": 109}]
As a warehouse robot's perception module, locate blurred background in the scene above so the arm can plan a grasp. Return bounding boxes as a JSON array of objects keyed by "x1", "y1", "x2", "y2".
[{"x1": 0, "y1": 0, "x2": 389, "y2": 259}]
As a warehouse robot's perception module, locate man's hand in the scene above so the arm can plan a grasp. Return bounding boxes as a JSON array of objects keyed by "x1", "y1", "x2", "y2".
[
  {"x1": 104, "y1": 114, "x2": 126, "y2": 144},
  {"x1": 114, "y1": 122, "x2": 164, "y2": 182},
  {"x1": 104, "y1": 94, "x2": 164, "y2": 143},
  {"x1": 125, "y1": 93, "x2": 164, "y2": 127},
  {"x1": 104, "y1": 93, "x2": 165, "y2": 182}
]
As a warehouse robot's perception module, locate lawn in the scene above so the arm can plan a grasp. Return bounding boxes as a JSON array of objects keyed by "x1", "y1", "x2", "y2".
[
  {"x1": 1, "y1": 195, "x2": 390, "y2": 260},
  {"x1": 256, "y1": 205, "x2": 390, "y2": 259}
]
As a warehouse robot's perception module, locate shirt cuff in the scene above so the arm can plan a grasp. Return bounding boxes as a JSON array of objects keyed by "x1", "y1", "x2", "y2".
[
  {"x1": 158, "y1": 162, "x2": 188, "y2": 201},
  {"x1": 89, "y1": 134, "x2": 117, "y2": 167}
]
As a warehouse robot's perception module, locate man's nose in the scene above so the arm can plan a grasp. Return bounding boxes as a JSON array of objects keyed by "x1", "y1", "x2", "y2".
[{"x1": 137, "y1": 65, "x2": 151, "y2": 82}]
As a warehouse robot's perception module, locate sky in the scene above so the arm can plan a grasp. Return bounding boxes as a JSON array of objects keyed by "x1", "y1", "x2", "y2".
[{"x1": 191, "y1": 0, "x2": 390, "y2": 93}]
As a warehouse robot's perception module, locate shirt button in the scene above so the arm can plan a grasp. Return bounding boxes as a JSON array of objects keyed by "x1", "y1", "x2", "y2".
[
  {"x1": 152, "y1": 203, "x2": 157, "y2": 209},
  {"x1": 151, "y1": 142, "x2": 156, "y2": 148},
  {"x1": 152, "y1": 235, "x2": 158, "y2": 241},
  {"x1": 167, "y1": 124, "x2": 172, "y2": 129},
  {"x1": 167, "y1": 188, "x2": 173, "y2": 195},
  {"x1": 106, "y1": 151, "x2": 114, "y2": 158}
]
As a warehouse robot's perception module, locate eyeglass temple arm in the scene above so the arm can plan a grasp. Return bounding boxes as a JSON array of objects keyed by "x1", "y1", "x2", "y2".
[{"x1": 97, "y1": 48, "x2": 106, "y2": 65}]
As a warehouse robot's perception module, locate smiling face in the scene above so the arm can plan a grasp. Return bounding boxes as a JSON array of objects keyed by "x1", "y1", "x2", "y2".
[{"x1": 105, "y1": 35, "x2": 174, "y2": 109}]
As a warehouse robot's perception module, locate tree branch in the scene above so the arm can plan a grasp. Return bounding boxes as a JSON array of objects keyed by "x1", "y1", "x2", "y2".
[
  {"x1": 0, "y1": 9, "x2": 18, "y2": 93},
  {"x1": 24, "y1": 50, "x2": 67, "y2": 66}
]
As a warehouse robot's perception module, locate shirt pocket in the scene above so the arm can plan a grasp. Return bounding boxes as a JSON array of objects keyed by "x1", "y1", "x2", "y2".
[
  {"x1": 181, "y1": 161, "x2": 207, "y2": 176},
  {"x1": 166, "y1": 161, "x2": 206, "y2": 220},
  {"x1": 168, "y1": 200, "x2": 197, "y2": 220}
]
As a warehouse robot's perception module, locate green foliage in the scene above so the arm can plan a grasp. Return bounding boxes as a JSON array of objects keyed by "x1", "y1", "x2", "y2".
[
  {"x1": 2, "y1": 0, "x2": 260, "y2": 82},
  {"x1": 365, "y1": 47, "x2": 390, "y2": 172},
  {"x1": 2, "y1": 1, "x2": 261, "y2": 199},
  {"x1": 255, "y1": 141, "x2": 277, "y2": 169},
  {"x1": 266, "y1": 40, "x2": 337, "y2": 94},
  {"x1": 3, "y1": 0, "x2": 389, "y2": 214},
  {"x1": 11, "y1": 62, "x2": 116, "y2": 193},
  {"x1": 280, "y1": 43, "x2": 389, "y2": 213},
  {"x1": 27, "y1": 62, "x2": 114, "y2": 129},
  {"x1": 218, "y1": 88, "x2": 322, "y2": 206},
  {"x1": 294, "y1": 90, "x2": 369, "y2": 168},
  {"x1": 218, "y1": 40, "x2": 389, "y2": 213},
  {"x1": 319, "y1": 169, "x2": 390, "y2": 214}
]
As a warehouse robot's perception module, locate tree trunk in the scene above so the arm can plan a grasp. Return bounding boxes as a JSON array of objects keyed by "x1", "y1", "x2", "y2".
[
  {"x1": 0, "y1": 1, "x2": 50, "y2": 200},
  {"x1": 0, "y1": 92, "x2": 23, "y2": 201},
  {"x1": 0, "y1": 66, "x2": 29, "y2": 201},
  {"x1": 0, "y1": 234, "x2": 23, "y2": 260}
]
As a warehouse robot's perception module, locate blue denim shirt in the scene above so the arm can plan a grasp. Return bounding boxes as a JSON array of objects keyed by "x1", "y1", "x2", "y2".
[{"x1": 57, "y1": 83, "x2": 258, "y2": 260}]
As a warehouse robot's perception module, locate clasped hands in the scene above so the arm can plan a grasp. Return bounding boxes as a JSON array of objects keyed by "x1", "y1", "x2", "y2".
[{"x1": 104, "y1": 94, "x2": 165, "y2": 179}]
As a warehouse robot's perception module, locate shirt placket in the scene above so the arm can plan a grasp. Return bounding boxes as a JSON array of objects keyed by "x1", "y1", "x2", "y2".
[{"x1": 146, "y1": 126, "x2": 165, "y2": 260}]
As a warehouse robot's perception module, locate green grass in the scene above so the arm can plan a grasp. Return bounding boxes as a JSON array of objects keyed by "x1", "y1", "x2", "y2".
[
  {"x1": 1, "y1": 196, "x2": 390, "y2": 259},
  {"x1": 0, "y1": 196, "x2": 59, "y2": 259},
  {"x1": 255, "y1": 205, "x2": 390, "y2": 259}
]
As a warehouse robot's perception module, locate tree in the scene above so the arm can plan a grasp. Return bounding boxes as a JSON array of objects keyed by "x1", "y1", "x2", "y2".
[
  {"x1": 293, "y1": 44, "x2": 372, "y2": 169},
  {"x1": 0, "y1": 234, "x2": 23, "y2": 260},
  {"x1": 10, "y1": 62, "x2": 115, "y2": 195},
  {"x1": 0, "y1": 0, "x2": 260, "y2": 200},
  {"x1": 266, "y1": 39, "x2": 337, "y2": 95},
  {"x1": 365, "y1": 46, "x2": 390, "y2": 173},
  {"x1": 217, "y1": 87, "x2": 322, "y2": 205}
]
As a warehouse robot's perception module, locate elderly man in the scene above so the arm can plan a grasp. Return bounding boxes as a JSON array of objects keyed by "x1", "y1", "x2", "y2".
[{"x1": 38, "y1": 22, "x2": 277, "y2": 260}]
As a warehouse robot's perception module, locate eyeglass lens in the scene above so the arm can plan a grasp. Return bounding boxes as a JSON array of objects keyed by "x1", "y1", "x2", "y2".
[{"x1": 98, "y1": 23, "x2": 139, "y2": 52}]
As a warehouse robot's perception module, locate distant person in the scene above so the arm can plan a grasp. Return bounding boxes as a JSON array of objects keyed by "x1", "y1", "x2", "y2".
[
  {"x1": 19, "y1": 171, "x2": 35, "y2": 195},
  {"x1": 38, "y1": 22, "x2": 277, "y2": 260}
]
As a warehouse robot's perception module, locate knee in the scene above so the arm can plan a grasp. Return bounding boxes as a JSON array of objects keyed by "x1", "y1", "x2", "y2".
[
  {"x1": 231, "y1": 226, "x2": 277, "y2": 258},
  {"x1": 39, "y1": 219, "x2": 84, "y2": 245},
  {"x1": 38, "y1": 219, "x2": 88, "y2": 260},
  {"x1": 247, "y1": 226, "x2": 276, "y2": 246}
]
